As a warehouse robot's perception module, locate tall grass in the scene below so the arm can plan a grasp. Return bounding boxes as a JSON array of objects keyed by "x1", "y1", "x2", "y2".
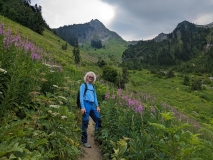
[
  {"x1": 0, "y1": 20, "x2": 84, "y2": 159},
  {"x1": 1, "y1": 15, "x2": 213, "y2": 160},
  {"x1": 80, "y1": 38, "x2": 128, "y2": 65},
  {"x1": 127, "y1": 70, "x2": 213, "y2": 124},
  {"x1": 97, "y1": 88, "x2": 213, "y2": 160}
]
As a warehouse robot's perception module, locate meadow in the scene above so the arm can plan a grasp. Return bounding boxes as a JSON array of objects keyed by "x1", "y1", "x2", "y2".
[
  {"x1": 80, "y1": 38, "x2": 128, "y2": 65},
  {"x1": 1, "y1": 15, "x2": 213, "y2": 159},
  {"x1": 127, "y1": 70, "x2": 213, "y2": 124}
]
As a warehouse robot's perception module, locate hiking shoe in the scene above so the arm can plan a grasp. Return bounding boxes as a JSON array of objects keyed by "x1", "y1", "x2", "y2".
[{"x1": 83, "y1": 143, "x2": 91, "y2": 148}]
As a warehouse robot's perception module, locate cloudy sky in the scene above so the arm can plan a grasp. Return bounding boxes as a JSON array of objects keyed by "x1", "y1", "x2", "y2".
[{"x1": 31, "y1": 0, "x2": 213, "y2": 41}]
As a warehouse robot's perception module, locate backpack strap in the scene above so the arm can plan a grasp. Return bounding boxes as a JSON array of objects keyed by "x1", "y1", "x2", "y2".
[
  {"x1": 92, "y1": 84, "x2": 95, "y2": 91},
  {"x1": 83, "y1": 83, "x2": 87, "y2": 96},
  {"x1": 83, "y1": 83, "x2": 95, "y2": 96}
]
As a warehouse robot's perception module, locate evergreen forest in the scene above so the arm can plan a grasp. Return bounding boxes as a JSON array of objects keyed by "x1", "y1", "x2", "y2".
[{"x1": 123, "y1": 21, "x2": 213, "y2": 74}]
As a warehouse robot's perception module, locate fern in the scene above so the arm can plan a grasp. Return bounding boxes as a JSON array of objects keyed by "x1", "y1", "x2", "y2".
[{"x1": 0, "y1": 141, "x2": 26, "y2": 156}]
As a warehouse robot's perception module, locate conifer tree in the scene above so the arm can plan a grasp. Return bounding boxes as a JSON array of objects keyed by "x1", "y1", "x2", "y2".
[
  {"x1": 122, "y1": 62, "x2": 129, "y2": 83},
  {"x1": 62, "y1": 42, "x2": 67, "y2": 50},
  {"x1": 72, "y1": 44, "x2": 80, "y2": 64}
]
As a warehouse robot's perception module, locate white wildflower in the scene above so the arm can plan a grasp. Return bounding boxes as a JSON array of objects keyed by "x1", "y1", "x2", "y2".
[
  {"x1": 43, "y1": 63, "x2": 51, "y2": 68},
  {"x1": 58, "y1": 96, "x2": 67, "y2": 101},
  {"x1": 0, "y1": 68, "x2": 7, "y2": 74},
  {"x1": 192, "y1": 111, "x2": 198, "y2": 115},
  {"x1": 53, "y1": 85, "x2": 59, "y2": 88},
  {"x1": 50, "y1": 70, "x2": 55, "y2": 73},
  {"x1": 52, "y1": 112, "x2": 59, "y2": 116},
  {"x1": 61, "y1": 116, "x2": 67, "y2": 119},
  {"x1": 49, "y1": 105, "x2": 60, "y2": 108},
  {"x1": 0, "y1": 91, "x2": 3, "y2": 94},
  {"x1": 51, "y1": 65, "x2": 59, "y2": 68},
  {"x1": 48, "y1": 110, "x2": 52, "y2": 113}
]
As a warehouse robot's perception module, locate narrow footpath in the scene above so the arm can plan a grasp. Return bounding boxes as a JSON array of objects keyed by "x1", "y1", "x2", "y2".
[{"x1": 78, "y1": 119, "x2": 103, "y2": 160}]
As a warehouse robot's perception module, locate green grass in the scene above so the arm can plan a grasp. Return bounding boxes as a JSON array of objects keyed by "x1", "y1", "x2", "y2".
[
  {"x1": 127, "y1": 69, "x2": 213, "y2": 124},
  {"x1": 2, "y1": 14, "x2": 212, "y2": 128},
  {"x1": 1, "y1": 14, "x2": 213, "y2": 159},
  {"x1": 1, "y1": 16, "x2": 103, "y2": 74},
  {"x1": 0, "y1": 15, "x2": 104, "y2": 159},
  {"x1": 80, "y1": 38, "x2": 128, "y2": 65}
]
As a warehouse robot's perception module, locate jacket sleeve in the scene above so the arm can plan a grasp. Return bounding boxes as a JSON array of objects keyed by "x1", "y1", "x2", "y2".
[
  {"x1": 80, "y1": 84, "x2": 85, "y2": 109},
  {"x1": 94, "y1": 87, "x2": 99, "y2": 107}
]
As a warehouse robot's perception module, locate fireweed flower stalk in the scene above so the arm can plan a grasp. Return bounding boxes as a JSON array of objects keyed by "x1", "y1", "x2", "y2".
[
  {"x1": 0, "y1": 23, "x2": 4, "y2": 35},
  {"x1": 117, "y1": 88, "x2": 122, "y2": 97},
  {"x1": 1, "y1": 23, "x2": 42, "y2": 61},
  {"x1": 24, "y1": 40, "x2": 41, "y2": 60},
  {"x1": 3, "y1": 30, "x2": 12, "y2": 50},
  {"x1": 3, "y1": 29, "x2": 22, "y2": 50},
  {"x1": 105, "y1": 89, "x2": 144, "y2": 113},
  {"x1": 105, "y1": 92, "x2": 110, "y2": 100}
]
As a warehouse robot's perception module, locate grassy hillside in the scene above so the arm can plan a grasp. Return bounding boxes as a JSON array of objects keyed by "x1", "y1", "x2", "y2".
[
  {"x1": 122, "y1": 21, "x2": 213, "y2": 72},
  {"x1": 1, "y1": 16, "x2": 102, "y2": 72},
  {"x1": 80, "y1": 38, "x2": 128, "y2": 65},
  {"x1": 0, "y1": 15, "x2": 105, "y2": 159},
  {"x1": 127, "y1": 70, "x2": 213, "y2": 124},
  {"x1": 1, "y1": 15, "x2": 213, "y2": 160}
]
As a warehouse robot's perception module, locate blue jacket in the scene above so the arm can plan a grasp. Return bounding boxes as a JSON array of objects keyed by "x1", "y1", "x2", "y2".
[{"x1": 80, "y1": 83, "x2": 99, "y2": 109}]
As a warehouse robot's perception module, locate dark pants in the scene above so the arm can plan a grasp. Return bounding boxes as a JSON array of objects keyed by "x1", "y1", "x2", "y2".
[{"x1": 81, "y1": 101, "x2": 101, "y2": 143}]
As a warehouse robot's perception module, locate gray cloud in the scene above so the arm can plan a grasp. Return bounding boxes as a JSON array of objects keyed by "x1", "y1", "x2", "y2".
[
  {"x1": 101, "y1": 0, "x2": 213, "y2": 41},
  {"x1": 31, "y1": 0, "x2": 213, "y2": 41}
]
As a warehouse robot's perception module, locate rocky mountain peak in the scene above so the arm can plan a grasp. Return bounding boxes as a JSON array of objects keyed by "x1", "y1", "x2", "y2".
[
  {"x1": 196, "y1": 22, "x2": 213, "y2": 28},
  {"x1": 173, "y1": 20, "x2": 197, "y2": 35},
  {"x1": 154, "y1": 32, "x2": 168, "y2": 42},
  {"x1": 54, "y1": 19, "x2": 124, "y2": 44},
  {"x1": 176, "y1": 20, "x2": 194, "y2": 30},
  {"x1": 89, "y1": 19, "x2": 106, "y2": 30}
]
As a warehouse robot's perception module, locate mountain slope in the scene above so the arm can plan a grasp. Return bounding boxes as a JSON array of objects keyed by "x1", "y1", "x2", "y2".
[
  {"x1": 0, "y1": 14, "x2": 107, "y2": 159},
  {"x1": 54, "y1": 19, "x2": 124, "y2": 44},
  {"x1": 53, "y1": 19, "x2": 129, "y2": 64},
  {"x1": 1, "y1": 14, "x2": 213, "y2": 160},
  {"x1": 122, "y1": 20, "x2": 213, "y2": 72}
]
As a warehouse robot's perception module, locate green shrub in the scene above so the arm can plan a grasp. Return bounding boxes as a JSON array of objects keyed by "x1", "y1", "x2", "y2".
[
  {"x1": 191, "y1": 79, "x2": 202, "y2": 91},
  {"x1": 166, "y1": 70, "x2": 175, "y2": 78},
  {"x1": 102, "y1": 66, "x2": 118, "y2": 84},
  {"x1": 183, "y1": 75, "x2": 190, "y2": 86}
]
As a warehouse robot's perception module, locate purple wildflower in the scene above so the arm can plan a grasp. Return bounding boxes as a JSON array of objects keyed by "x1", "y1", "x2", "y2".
[
  {"x1": 58, "y1": 65, "x2": 63, "y2": 72},
  {"x1": 128, "y1": 99, "x2": 135, "y2": 106},
  {"x1": 111, "y1": 94, "x2": 115, "y2": 99},
  {"x1": 122, "y1": 95, "x2": 128, "y2": 101},
  {"x1": 136, "y1": 105, "x2": 144, "y2": 113},
  {"x1": 13, "y1": 35, "x2": 22, "y2": 47},
  {"x1": 0, "y1": 23, "x2": 4, "y2": 35},
  {"x1": 105, "y1": 92, "x2": 110, "y2": 100},
  {"x1": 150, "y1": 106, "x2": 156, "y2": 113},
  {"x1": 117, "y1": 88, "x2": 122, "y2": 96},
  {"x1": 3, "y1": 30, "x2": 12, "y2": 50},
  {"x1": 31, "y1": 53, "x2": 41, "y2": 60},
  {"x1": 24, "y1": 42, "x2": 32, "y2": 53}
]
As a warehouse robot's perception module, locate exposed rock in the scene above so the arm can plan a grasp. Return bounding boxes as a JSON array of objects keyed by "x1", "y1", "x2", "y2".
[
  {"x1": 196, "y1": 22, "x2": 213, "y2": 28},
  {"x1": 55, "y1": 19, "x2": 124, "y2": 44},
  {"x1": 154, "y1": 33, "x2": 168, "y2": 42}
]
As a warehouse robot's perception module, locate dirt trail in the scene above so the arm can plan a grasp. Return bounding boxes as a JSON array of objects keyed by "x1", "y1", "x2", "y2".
[{"x1": 78, "y1": 118, "x2": 103, "y2": 160}]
